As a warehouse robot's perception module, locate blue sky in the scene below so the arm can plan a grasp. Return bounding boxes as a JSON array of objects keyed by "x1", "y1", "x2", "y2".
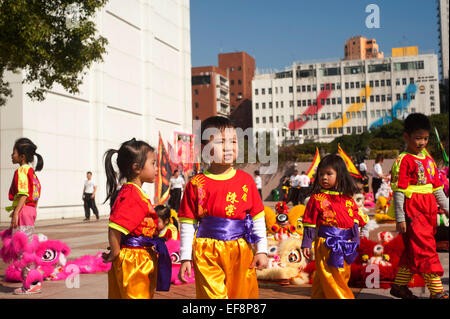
[{"x1": 190, "y1": 0, "x2": 441, "y2": 71}]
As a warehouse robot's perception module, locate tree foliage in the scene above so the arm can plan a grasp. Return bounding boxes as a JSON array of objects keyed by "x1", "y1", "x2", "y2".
[{"x1": 0, "y1": 0, "x2": 108, "y2": 106}]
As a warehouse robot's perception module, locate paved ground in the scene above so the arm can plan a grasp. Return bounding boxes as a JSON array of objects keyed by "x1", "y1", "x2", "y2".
[{"x1": 0, "y1": 202, "x2": 448, "y2": 299}]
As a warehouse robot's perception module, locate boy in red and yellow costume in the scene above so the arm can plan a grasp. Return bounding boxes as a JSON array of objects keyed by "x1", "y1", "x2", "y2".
[
  {"x1": 178, "y1": 116, "x2": 268, "y2": 299},
  {"x1": 389, "y1": 113, "x2": 449, "y2": 299}
]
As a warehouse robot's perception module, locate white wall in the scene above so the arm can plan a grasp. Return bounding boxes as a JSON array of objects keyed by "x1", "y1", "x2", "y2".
[{"x1": 0, "y1": 0, "x2": 192, "y2": 222}]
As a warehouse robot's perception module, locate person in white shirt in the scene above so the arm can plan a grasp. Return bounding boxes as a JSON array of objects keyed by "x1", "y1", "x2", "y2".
[
  {"x1": 169, "y1": 170, "x2": 185, "y2": 212},
  {"x1": 372, "y1": 154, "x2": 389, "y2": 202},
  {"x1": 289, "y1": 169, "x2": 301, "y2": 206},
  {"x1": 254, "y1": 170, "x2": 262, "y2": 199},
  {"x1": 83, "y1": 171, "x2": 99, "y2": 221},
  {"x1": 298, "y1": 171, "x2": 311, "y2": 205}
]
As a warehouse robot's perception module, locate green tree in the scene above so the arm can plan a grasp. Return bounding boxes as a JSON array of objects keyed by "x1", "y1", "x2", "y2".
[{"x1": 0, "y1": 0, "x2": 108, "y2": 106}]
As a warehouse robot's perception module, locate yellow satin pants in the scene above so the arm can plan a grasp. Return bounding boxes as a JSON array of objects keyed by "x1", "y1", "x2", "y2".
[
  {"x1": 193, "y1": 237, "x2": 258, "y2": 299},
  {"x1": 108, "y1": 247, "x2": 158, "y2": 299},
  {"x1": 311, "y1": 237, "x2": 354, "y2": 299}
]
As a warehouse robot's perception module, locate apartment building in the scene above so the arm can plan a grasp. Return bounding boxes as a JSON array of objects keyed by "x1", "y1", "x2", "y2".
[{"x1": 252, "y1": 53, "x2": 440, "y2": 144}]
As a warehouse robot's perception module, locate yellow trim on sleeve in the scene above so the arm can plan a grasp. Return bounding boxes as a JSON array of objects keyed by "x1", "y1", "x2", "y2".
[
  {"x1": 303, "y1": 222, "x2": 316, "y2": 228},
  {"x1": 108, "y1": 222, "x2": 130, "y2": 235},
  {"x1": 253, "y1": 211, "x2": 265, "y2": 220},
  {"x1": 433, "y1": 185, "x2": 444, "y2": 192},
  {"x1": 179, "y1": 217, "x2": 198, "y2": 225}
]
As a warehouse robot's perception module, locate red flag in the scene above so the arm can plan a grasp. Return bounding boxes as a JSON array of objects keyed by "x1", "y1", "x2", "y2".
[{"x1": 156, "y1": 133, "x2": 172, "y2": 204}]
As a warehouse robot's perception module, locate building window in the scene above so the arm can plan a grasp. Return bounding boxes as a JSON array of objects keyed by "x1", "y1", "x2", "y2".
[
  {"x1": 194, "y1": 89, "x2": 199, "y2": 95},
  {"x1": 345, "y1": 82, "x2": 349, "y2": 89},
  {"x1": 256, "y1": 117, "x2": 259, "y2": 124},
  {"x1": 381, "y1": 79, "x2": 385, "y2": 87},
  {"x1": 386, "y1": 79, "x2": 391, "y2": 86},
  {"x1": 369, "y1": 80, "x2": 374, "y2": 88},
  {"x1": 262, "y1": 103, "x2": 266, "y2": 109},
  {"x1": 396, "y1": 93, "x2": 401, "y2": 101},
  {"x1": 276, "y1": 101, "x2": 279, "y2": 108},
  {"x1": 262, "y1": 117, "x2": 266, "y2": 123},
  {"x1": 346, "y1": 97, "x2": 350, "y2": 104},
  {"x1": 269, "y1": 102, "x2": 273, "y2": 108},
  {"x1": 289, "y1": 86, "x2": 293, "y2": 93},
  {"x1": 255, "y1": 89, "x2": 258, "y2": 95},
  {"x1": 231, "y1": 80, "x2": 234, "y2": 85},
  {"x1": 269, "y1": 116, "x2": 273, "y2": 123},
  {"x1": 255, "y1": 103, "x2": 259, "y2": 109},
  {"x1": 261, "y1": 88, "x2": 265, "y2": 95},
  {"x1": 268, "y1": 88, "x2": 272, "y2": 94},
  {"x1": 402, "y1": 78, "x2": 407, "y2": 85},
  {"x1": 395, "y1": 78, "x2": 400, "y2": 86},
  {"x1": 281, "y1": 101, "x2": 284, "y2": 108},
  {"x1": 350, "y1": 82, "x2": 354, "y2": 89},
  {"x1": 195, "y1": 102, "x2": 199, "y2": 108},
  {"x1": 376, "y1": 95, "x2": 380, "y2": 102},
  {"x1": 297, "y1": 86, "x2": 301, "y2": 92},
  {"x1": 409, "y1": 77, "x2": 414, "y2": 84},
  {"x1": 375, "y1": 80, "x2": 379, "y2": 87}
]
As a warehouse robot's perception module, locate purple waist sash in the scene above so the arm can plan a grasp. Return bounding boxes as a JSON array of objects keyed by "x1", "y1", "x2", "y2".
[
  {"x1": 317, "y1": 225, "x2": 359, "y2": 269},
  {"x1": 196, "y1": 215, "x2": 261, "y2": 244},
  {"x1": 121, "y1": 235, "x2": 171, "y2": 291}
]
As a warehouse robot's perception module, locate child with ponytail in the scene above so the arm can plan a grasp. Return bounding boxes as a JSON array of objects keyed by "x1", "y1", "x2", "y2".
[
  {"x1": 7, "y1": 138, "x2": 44, "y2": 241},
  {"x1": 101, "y1": 138, "x2": 171, "y2": 299}
]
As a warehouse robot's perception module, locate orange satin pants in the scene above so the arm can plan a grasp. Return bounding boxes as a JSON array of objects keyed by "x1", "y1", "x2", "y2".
[
  {"x1": 311, "y1": 237, "x2": 354, "y2": 299},
  {"x1": 193, "y1": 237, "x2": 258, "y2": 299},
  {"x1": 108, "y1": 247, "x2": 158, "y2": 299}
]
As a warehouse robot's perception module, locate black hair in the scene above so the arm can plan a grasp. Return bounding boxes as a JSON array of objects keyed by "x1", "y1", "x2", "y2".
[
  {"x1": 103, "y1": 138, "x2": 154, "y2": 204},
  {"x1": 155, "y1": 205, "x2": 179, "y2": 229},
  {"x1": 375, "y1": 153, "x2": 384, "y2": 163},
  {"x1": 404, "y1": 113, "x2": 431, "y2": 135},
  {"x1": 309, "y1": 154, "x2": 360, "y2": 197},
  {"x1": 254, "y1": 170, "x2": 260, "y2": 175},
  {"x1": 200, "y1": 116, "x2": 235, "y2": 145},
  {"x1": 13, "y1": 138, "x2": 44, "y2": 171},
  {"x1": 87, "y1": 171, "x2": 92, "y2": 175}
]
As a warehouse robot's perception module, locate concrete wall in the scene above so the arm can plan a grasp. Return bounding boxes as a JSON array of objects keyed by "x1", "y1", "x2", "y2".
[{"x1": 0, "y1": 0, "x2": 192, "y2": 222}]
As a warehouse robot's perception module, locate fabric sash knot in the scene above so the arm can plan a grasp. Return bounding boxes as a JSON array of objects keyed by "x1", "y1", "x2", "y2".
[
  {"x1": 121, "y1": 235, "x2": 171, "y2": 291},
  {"x1": 318, "y1": 225, "x2": 359, "y2": 269},
  {"x1": 196, "y1": 214, "x2": 261, "y2": 244}
]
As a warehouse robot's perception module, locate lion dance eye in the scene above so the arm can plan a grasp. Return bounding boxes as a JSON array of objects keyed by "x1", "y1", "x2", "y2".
[
  {"x1": 268, "y1": 246, "x2": 278, "y2": 255},
  {"x1": 171, "y1": 252, "x2": 180, "y2": 264},
  {"x1": 42, "y1": 249, "x2": 57, "y2": 262},
  {"x1": 288, "y1": 249, "x2": 303, "y2": 263}
]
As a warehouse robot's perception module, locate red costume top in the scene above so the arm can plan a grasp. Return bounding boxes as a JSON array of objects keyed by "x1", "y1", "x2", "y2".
[
  {"x1": 8, "y1": 164, "x2": 41, "y2": 212},
  {"x1": 303, "y1": 190, "x2": 368, "y2": 229},
  {"x1": 178, "y1": 168, "x2": 265, "y2": 223},
  {"x1": 391, "y1": 151, "x2": 443, "y2": 195},
  {"x1": 109, "y1": 183, "x2": 158, "y2": 237}
]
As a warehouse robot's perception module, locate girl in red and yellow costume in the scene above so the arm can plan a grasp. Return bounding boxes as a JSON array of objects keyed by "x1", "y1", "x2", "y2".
[
  {"x1": 7, "y1": 138, "x2": 44, "y2": 242},
  {"x1": 178, "y1": 116, "x2": 268, "y2": 299},
  {"x1": 389, "y1": 114, "x2": 449, "y2": 299},
  {"x1": 301, "y1": 154, "x2": 368, "y2": 299},
  {"x1": 102, "y1": 138, "x2": 171, "y2": 299}
]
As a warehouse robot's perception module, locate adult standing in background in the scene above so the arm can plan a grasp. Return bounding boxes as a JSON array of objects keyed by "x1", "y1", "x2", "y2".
[
  {"x1": 254, "y1": 170, "x2": 263, "y2": 199},
  {"x1": 372, "y1": 154, "x2": 389, "y2": 202},
  {"x1": 169, "y1": 169, "x2": 185, "y2": 212},
  {"x1": 289, "y1": 169, "x2": 301, "y2": 206},
  {"x1": 83, "y1": 171, "x2": 99, "y2": 221},
  {"x1": 298, "y1": 171, "x2": 311, "y2": 205}
]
